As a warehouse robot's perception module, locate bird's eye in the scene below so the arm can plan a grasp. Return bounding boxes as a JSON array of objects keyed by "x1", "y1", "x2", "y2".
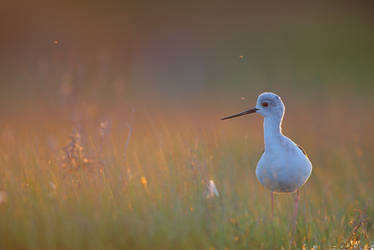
[{"x1": 262, "y1": 102, "x2": 268, "y2": 107}]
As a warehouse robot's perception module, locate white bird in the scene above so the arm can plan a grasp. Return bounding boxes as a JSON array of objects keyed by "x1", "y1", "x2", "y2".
[{"x1": 222, "y1": 92, "x2": 312, "y2": 229}]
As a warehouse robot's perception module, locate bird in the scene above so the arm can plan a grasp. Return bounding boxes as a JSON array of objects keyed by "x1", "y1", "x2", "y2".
[{"x1": 221, "y1": 92, "x2": 312, "y2": 229}]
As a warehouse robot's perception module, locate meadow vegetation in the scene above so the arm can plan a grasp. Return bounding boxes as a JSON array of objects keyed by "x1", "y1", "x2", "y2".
[{"x1": 0, "y1": 84, "x2": 373, "y2": 249}]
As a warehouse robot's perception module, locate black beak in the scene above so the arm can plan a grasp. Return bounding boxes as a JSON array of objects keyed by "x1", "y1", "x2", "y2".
[{"x1": 221, "y1": 108, "x2": 258, "y2": 120}]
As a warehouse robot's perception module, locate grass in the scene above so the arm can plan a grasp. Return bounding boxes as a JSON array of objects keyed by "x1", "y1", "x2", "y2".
[{"x1": 0, "y1": 95, "x2": 373, "y2": 250}]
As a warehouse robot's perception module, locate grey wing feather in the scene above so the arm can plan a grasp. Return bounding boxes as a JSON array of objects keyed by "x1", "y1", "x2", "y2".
[{"x1": 297, "y1": 144, "x2": 307, "y2": 156}]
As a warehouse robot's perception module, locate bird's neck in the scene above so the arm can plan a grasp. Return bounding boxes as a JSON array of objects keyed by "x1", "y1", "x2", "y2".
[{"x1": 263, "y1": 116, "x2": 283, "y2": 151}]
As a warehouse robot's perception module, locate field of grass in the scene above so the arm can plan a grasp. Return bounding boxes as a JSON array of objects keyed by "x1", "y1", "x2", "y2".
[{"x1": 0, "y1": 92, "x2": 373, "y2": 250}]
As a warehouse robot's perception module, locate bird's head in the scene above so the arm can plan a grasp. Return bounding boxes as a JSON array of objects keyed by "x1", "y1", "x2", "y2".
[
  {"x1": 255, "y1": 92, "x2": 284, "y2": 118},
  {"x1": 221, "y1": 92, "x2": 285, "y2": 120}
]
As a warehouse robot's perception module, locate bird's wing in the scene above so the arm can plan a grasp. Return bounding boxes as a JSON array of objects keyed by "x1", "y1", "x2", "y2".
[{"x1": 296, "y1": 144, "x2": 307, "y2": 156}]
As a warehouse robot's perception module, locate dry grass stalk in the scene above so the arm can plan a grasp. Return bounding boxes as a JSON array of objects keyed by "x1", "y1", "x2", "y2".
[{"x1": 61, "y1": 126, "x2": 102, "y2": 174}]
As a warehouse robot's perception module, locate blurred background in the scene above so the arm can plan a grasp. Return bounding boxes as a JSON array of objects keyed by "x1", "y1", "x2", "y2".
[{"x1": 1, "y1": 0, "x2": 374, "y2": 119}]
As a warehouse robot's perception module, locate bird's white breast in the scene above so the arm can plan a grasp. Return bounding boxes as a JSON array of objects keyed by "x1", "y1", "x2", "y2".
[{"x1": 255, "y1": 137, "x2": 312, "y2": 193}]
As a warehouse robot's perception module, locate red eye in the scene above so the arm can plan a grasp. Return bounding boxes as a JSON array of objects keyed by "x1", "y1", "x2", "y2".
[{"x1": 262, "y1": 102, "x2": 268, "y2": 107}]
